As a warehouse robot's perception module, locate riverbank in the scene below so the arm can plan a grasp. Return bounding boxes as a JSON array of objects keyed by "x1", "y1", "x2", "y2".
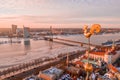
[
  {"x1": 0, "y1": 39, "x2": 85, "y2": 71},
  {"x1": 1, "y1": 50, "x2": 85, "y2": 80}
]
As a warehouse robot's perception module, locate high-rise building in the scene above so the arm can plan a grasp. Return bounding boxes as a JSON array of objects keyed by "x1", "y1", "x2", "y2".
[
  {"x1": 16, "y1": 28, "x2": 22, "y2": 37},
  {"x1": 23, "y1": 26, "x2": 30, "y2": 38},
  {"x1": 12, "y1": 24, "x2": 17, "y2": 34}
]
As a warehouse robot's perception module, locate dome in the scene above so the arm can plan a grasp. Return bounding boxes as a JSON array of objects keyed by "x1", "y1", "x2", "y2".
[{"x1": 84, "y1": 63, "x2": 93, "y2": 72}]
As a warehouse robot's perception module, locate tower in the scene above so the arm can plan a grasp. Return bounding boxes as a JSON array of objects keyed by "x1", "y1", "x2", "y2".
[
  {"x1": 111, "y1": 40, "x2": 116, "y2": 51},
  {"x1": 12, "y1": 24, "x2": 17, "y2": 34},
  {"x1": 104, "y1": 50, "x2": 112, "y2": 64},
  {"x1": 23, "y1": 26, "x2": 30, "y2": 38}
]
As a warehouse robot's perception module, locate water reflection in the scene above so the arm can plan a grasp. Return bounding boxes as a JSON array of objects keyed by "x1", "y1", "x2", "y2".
[{"x1": 24, "y1": 39, "x2": 31, "y2": 55}]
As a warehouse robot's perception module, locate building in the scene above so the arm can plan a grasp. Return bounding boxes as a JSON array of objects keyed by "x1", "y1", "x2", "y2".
[
  {"x1": 38, "y1": 67, "x2": 63, "y2": 80},
  {"x1": 23, "y1": 27, "x2": 30, "y2": 38},
  {"x1": 12, "y1": 24, "x2": 17, "y2": 34},
  {"x1": 84, "y1": 45, "x2": 120, "y2": 64},
  {"x1": 16, "y1": 28, "x2": 22, "y2": 37}
]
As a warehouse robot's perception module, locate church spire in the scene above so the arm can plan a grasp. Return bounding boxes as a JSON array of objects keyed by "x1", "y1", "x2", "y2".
[{"x1": 112, "y1": 40, "x2": 116, "y2": 51}]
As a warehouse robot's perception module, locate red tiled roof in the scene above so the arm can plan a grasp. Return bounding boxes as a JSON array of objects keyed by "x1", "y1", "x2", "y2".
[
  {"x1": 105, "y1": 51, "x2": 116, "y2": 55},
  {"x1": 111, "y1": 50, "x2": 116, "y2": 55},
  {"x1": 75, "y1": 61, "x2": 84, "y2": 66},
  {"x1": 108, "y1": 64, "x2": 119, "y2": 72},
  {"x1": 105, "y1": 52, "x2": 111, "y2": 55},
  {"x1": 89, "y1": 52, "x2": 105, "y2": 56},
  {"x1": 82, "y1": 56, "x2": 88, "y2": 59}
]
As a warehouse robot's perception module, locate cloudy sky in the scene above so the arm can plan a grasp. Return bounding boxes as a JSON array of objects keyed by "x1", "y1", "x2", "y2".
[{"x1": 0, "y1": 0, "x2": 120, "y2": 28}]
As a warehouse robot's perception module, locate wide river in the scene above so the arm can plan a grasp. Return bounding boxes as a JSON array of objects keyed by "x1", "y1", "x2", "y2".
[{"x1": 0, "y1": 33, "x2": 120, "y2": 70}]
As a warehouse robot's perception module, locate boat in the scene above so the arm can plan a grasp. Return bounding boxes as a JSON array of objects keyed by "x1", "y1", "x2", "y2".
[
  {"x1": 32, "y1": 33, "x2": 44, "y2": 41},
  {"x1": 102, "y1": 40, "x2": 113, "y2": 46},
  {"x1": 102, "y1": 39, "x2": 120, "y2": 46}
]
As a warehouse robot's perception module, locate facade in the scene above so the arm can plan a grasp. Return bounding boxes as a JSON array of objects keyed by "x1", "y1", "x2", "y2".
[
  {"x1": 16, "y1": 28, "x2": 23, "y2": 37},
  {"x1": 12, "y1": 24, "x2": 17, "y2": 34},
  {"x1": 85, "y1": 46, "x2": 120, "y2": 64},
  {"x1": 38, "y1": 67, "x2": 63, "y2": 80},
  {"x1": 23, "y1": 27, "x2": 30, "y2": 38}
]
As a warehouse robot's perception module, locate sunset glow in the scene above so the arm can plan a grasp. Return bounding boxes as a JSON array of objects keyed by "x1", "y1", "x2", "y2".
[{"x1": 0, "y1": 0, "x2": 120, "y2": 28}]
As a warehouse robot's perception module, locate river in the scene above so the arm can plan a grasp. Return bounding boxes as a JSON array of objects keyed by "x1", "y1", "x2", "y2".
[{"x1": 0, "y1": 33, "x2": 120, "y2": 70}]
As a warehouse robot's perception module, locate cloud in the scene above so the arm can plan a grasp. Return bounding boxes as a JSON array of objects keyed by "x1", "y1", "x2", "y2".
[
  {"x1": 0, "y1": 16, "x2": 17, "y2": 20},
  {"x1": 17, "y1": 15, "x2": 120, "y2": 25},
  {"x1": 0, "y1": 0, "x2": 120, "y2": 17},
  {"x1": 0, "y1": 14, "x2": 120, "y2": 27},
  {"x1": 0, "y1": 0, "x2": 43, "y2": 9},
  {"x1": 0, "y1": 0, "x2": 120, "y2": 28}
]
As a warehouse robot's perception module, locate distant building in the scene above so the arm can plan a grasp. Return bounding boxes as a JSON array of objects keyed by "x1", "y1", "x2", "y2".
[
  {"x1": 12, "y1": 24, "x2": 17, "y2": 34},
  {"x1": 16, "y1": 28, "x2": 22, "y2": 37},
  {"x1": 16, "y1": 28, "x2": 21, "y2": 33},
  {"x1": 23, "y1": 26, "x2": 30, "y2": 38}
]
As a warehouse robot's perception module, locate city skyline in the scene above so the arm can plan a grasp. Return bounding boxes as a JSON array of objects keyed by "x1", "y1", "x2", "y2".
[{"x1": 0, "y1": 0, "x2": 120, "y2": 28}]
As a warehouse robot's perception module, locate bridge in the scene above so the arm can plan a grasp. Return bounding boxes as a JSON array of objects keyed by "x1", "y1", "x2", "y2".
[{"x1": 44, "y1": 36, "x2": 109, "y2": 49}]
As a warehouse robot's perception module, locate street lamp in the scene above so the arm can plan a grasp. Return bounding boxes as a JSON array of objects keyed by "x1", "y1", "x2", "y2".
[{"x1": 83, "y1": 24, "x2": 101, "y2": 80}]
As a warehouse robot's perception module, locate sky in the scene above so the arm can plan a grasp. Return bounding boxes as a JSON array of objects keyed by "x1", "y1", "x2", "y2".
[{"x1": 0, "y1": 0, "x2": 120, "y2": 28}]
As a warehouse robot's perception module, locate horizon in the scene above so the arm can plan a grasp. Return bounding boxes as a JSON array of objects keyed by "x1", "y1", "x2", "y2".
[{"x1": 0, "y1": 0, "x2": 120, "y2": 28}]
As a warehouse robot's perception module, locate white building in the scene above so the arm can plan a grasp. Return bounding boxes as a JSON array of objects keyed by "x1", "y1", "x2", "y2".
[{"x1": 85, "y1": 46, "x2": 120, "y2": 64}]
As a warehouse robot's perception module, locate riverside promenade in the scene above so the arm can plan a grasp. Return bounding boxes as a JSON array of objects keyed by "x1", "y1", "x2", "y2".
[{"x1": 0, "y1": 50, "x2": 85, "y2": 80}]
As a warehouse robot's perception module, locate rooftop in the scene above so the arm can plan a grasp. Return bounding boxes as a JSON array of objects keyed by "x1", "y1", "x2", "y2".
[{"x1": 89, "y1": 51, "x2": 105, "y2": 56}]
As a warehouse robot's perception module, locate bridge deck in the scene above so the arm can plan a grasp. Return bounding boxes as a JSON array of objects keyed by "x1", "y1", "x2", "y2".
[{"x1": 44, "y1": 37, "x2": 108, "y2": 49}]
